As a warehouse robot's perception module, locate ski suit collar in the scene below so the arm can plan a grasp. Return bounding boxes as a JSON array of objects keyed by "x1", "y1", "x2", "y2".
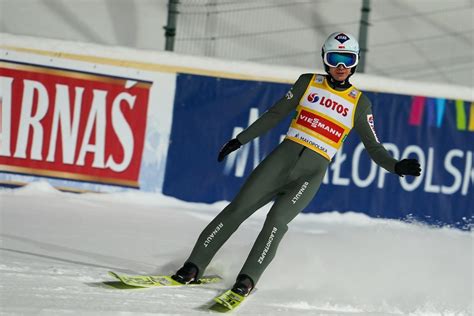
[{"x1": 326, "y1": 75, "x2": 352, "y2": 90}]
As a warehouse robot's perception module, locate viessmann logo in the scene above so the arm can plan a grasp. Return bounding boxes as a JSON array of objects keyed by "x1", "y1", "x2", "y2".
[
  {"x1": 409, "y1": 96, "x2": 474, "y2": 132},
  {"x1": 0, "y1": 61, "x2": 152, "y2": 187},
  {"x1": 297, "y1": 109, "x2": 344, "y2": 143}
]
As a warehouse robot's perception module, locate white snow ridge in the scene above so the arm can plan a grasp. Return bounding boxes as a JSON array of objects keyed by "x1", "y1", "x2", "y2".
[{"x1": 0, "y1": 182, "x2": 472, "y2": 315}]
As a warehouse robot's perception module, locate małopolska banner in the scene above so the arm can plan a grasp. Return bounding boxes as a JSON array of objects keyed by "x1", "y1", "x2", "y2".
[{"x1": 163, "y1": 73, "x2": 473, "y2": 229}]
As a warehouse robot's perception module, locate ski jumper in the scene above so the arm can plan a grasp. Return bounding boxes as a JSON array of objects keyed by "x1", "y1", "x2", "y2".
[{"x1": 186, "y1": 74, "x2": 398, "y2": 285}]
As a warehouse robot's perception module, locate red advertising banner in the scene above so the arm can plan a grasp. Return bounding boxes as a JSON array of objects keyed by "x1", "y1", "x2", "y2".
[{"x1": 0, "y1": 61, "x2": 151, "y2": 187}]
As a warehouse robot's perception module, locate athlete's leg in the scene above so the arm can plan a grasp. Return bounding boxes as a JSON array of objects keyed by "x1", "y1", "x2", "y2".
[
  {"x1": 186, "y1": 141, "x2": 302, "y2": 279},
  {"x1": 237, "y1": 157, "x2": 328, "y2": 286}
]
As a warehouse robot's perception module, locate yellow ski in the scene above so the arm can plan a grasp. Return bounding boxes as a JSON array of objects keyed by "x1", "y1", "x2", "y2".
[
  {"x1": 210, "y1": 289, "x2": 247, "y2": 312},
  {"x1": 108, "y1": 271, "x2": 222, "y2": 288}
]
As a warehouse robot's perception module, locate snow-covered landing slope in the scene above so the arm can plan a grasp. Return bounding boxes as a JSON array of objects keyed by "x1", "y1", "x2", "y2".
[{"x1": 0, "y1": 183, "x2": 472, "y2": 315}]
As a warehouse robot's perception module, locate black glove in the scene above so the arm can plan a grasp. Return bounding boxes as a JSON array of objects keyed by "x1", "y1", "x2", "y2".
[
  {"x1": 217, "y1": 138, "x2": 242, "y2": 162},
  {"x1": 394, "y1": 159, "x2": 421, "y2": 177}
]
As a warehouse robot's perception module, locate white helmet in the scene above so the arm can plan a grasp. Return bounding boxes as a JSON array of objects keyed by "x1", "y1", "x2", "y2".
[{"x1": 322, "y1": 32, "x2": 360, "y2": 69}]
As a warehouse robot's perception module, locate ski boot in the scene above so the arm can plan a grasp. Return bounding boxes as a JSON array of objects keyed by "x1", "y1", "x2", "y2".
[
  {"x1": 231, "y1": 274, "x2": 254, "y2": 297},
  {"x1": 171, "y1": 262, "x2": 199, "y2": 284}
]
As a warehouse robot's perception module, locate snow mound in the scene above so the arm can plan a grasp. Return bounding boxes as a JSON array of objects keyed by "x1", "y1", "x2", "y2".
[{"x1": 11, "y1": 181, "x2": 61, "y2": 195}]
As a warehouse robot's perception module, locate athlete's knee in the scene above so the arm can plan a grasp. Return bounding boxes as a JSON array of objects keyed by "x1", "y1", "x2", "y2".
[
  {"x1": 266, "y1": 210, "x2": 294, "y2": 228},
  {"x1": 214, "y1": 203, "x2": 245, "y2": 226},
  {"x1": 262, "y1": 217, "x2": 290, "y2": 239}
]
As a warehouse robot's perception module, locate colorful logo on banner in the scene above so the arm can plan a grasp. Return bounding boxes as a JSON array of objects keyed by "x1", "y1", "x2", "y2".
[
  {"x1": 0, "y1": 61, "x2": 151, "y2": 187},
  {"x1": 409, "y1": 96, "x2": 474, "y2": 132}
]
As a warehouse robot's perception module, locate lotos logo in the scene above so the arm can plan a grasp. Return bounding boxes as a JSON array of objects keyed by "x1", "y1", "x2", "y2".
[
  {"x1": 319, "y1": 96, "x2": 349, "y2": 117},
  {"x1": 307, "y1": 92, "x2": 319, "y2": 103},
  {"x1": 335, "y1": 33, "x2": 349, "y2": 44}
]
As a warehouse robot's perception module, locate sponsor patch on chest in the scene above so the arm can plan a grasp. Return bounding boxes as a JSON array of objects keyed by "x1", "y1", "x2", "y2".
[{"x1": 297, "y1": 109, "x2": 345, "y2": 143}]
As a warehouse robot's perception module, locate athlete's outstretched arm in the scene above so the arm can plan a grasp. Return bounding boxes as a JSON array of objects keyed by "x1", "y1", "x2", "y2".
[
  {"x1": 236, "y1": 74, "x2": 313, "y2": 145},
  {"x1": 354, "y1": 94, "x2": 421, "y2": 176},
  {"x1": 353, "y1": 94, "x2": 399, "y2": 173}
]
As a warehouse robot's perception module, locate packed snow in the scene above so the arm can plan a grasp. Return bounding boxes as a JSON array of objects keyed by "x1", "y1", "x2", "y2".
[{"x1": 0, "y1": 182, "x2": 472, "y2": 315}]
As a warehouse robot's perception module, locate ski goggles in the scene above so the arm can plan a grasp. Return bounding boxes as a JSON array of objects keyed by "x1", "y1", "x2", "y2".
[{"x1": 323, "y1": 52, "x2": 359, "y2": 68}]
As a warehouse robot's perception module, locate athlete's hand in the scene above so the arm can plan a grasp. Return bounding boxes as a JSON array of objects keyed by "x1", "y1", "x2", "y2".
[
  {"x1": 395, "y1": 159, "x2": 421, "y2": 177},
  {"x1": 217, "y1": 138, "x2": 242, "y2": 162}
]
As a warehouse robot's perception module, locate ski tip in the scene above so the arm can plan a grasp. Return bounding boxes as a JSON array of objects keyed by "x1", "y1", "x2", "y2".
[
  {"x1": 209, "y1": 302, "x2": 232, "y2": 313},
  {"x1": 108, "y1": 271, "x2": 121, "y2": 279},
  {"x1": 211, "y1": 290, "x2": 245, "y2": 311}
]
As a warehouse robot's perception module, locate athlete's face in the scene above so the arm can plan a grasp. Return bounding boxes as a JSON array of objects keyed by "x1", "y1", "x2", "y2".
[{"x1": 328, "y1": 65, "x2": 351, "y2": 82}]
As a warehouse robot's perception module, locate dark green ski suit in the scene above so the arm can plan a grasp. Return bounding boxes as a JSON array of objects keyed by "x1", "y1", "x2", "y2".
[{"x1": 186, "y1": 73, "x2": 398, "y2": 285}]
